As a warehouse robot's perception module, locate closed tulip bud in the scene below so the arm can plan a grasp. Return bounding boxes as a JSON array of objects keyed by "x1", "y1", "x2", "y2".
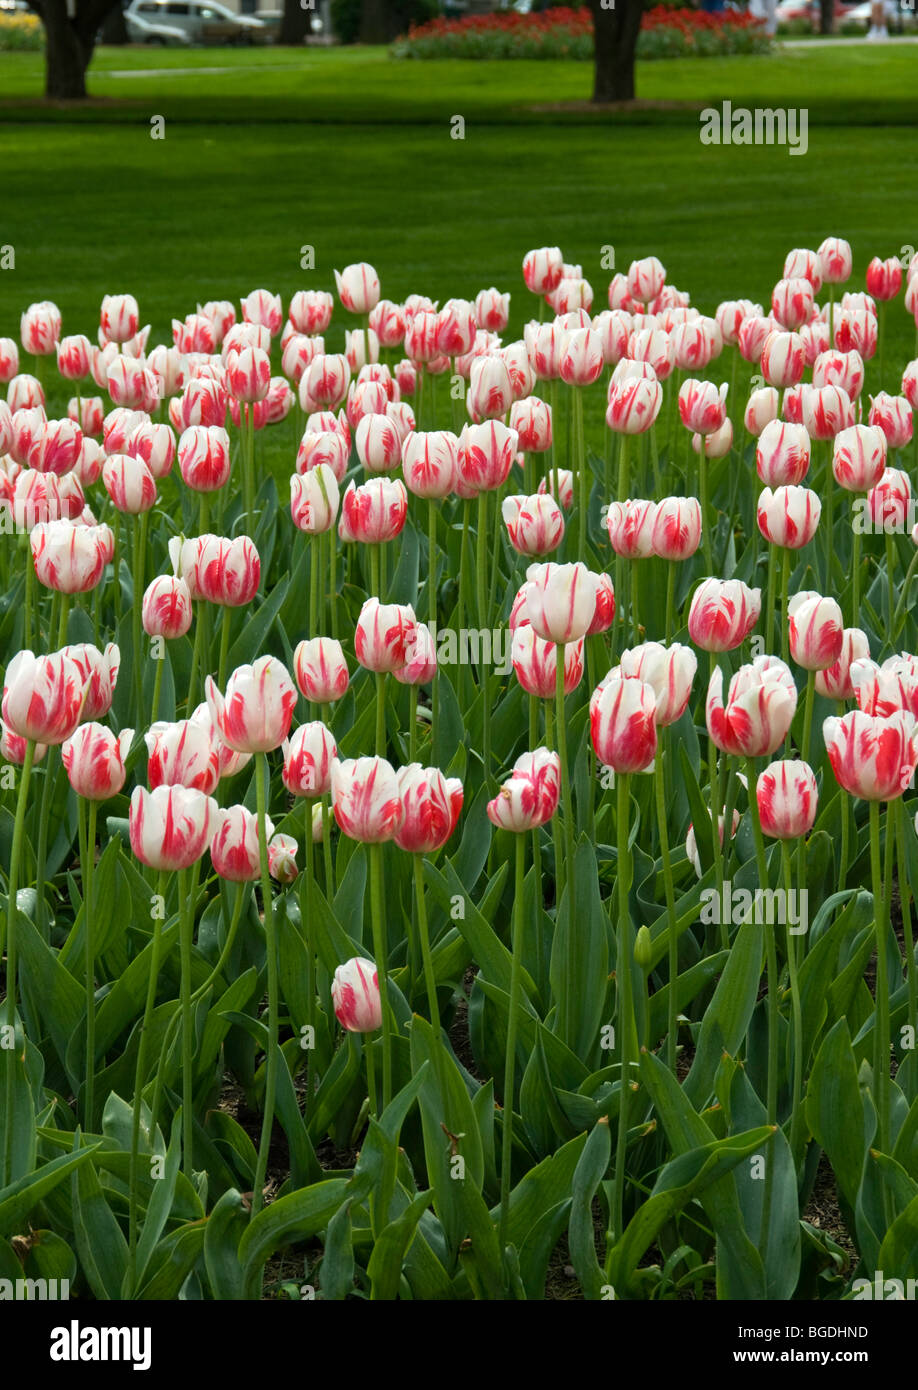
[
  {"x1": 824, "y1": 709, "x2": 918, "y2": 801},
  {"x1": 605, "y1": 375, "x2": 663, "y2": 435},
  {"x1": 306, "y1": 354, "x2": 351, "y2": 410},
  {"x1": 800, "y1": 384, "x2": 854, "y2": 441},
  {"x1": 706, "y1": 656, "x2": 797, "y2": 757},
  {"x1": 368, "y1": 299, "x2": 405, "y2": 348},
  {"x1": 264, "y1": 377, "x2": 294, "y2": 425},
  {"x1": 267, "y1": 833, "x2": 298, "y2": 884},
  {"x1": 756, "y1": 419, "x2": 811, "y2": 486},
  {"x1": 474, "y1": 288, "x2": 510, "y2": 333},
  {"x1": 129, "y1": 784, "x2": 219, "y2": 872},
  {"x1": 756, "y1": 759, "x2": 818, "y2": 840},
  {"x1": 525, "y1": 322, "x2": 565, "y2": 381},
  {"x1": 291, "y1": 463, "x2": 339, "y2": 535},
  {"x1": 9, "y1": 376, "x2": 46, "y2": 415},
  {"x1": 282, "y1": 334, "x2": 321, "y2": 385},
  {"x1": 238, "y1": 289, "x2": 282, "y2": 337},
  {"x1": 177, "y1": 374, "x2": 227, "y2": 429},
  {"x1": 355, "y1": 412, "x2": 401, "y2": 473},
  {"x1": 524, "y1": 561, "x2": 599, "y2": 644},
  {"x1": 145, "y1": 717, "x2": 220, "y2": 794},
  {"x1": 866, "y1": 256, "x2": 902, "y2": 302},
  {"x1": 295, "y1": 428, "x2": 349, "y2": 482},
  {"x1": 395, "y1": 359, "x2": 417, "y2": 396},
  {"x1": 29, "y1": 518, "x2": 111, "y2": 594},
  {"x1": 177, "y1": 425, "x2": 230, "y2": 493},
  {"x1": 587, "y1": 572, "x2": 616, "y2": 634},
  {"x1": 386, "y1": 400, "x2": 415, "y2": 445},
  {"x1": 338, "y1": 477, "x2": 407, "y2": 544},
  {"x1": 282, "y1": 721, "x2": 337, "y2": 797},
  {"x1": 672, "y1": 318, "x2": 720, "y2": 372},
  {"x1": 685, "y1": 809, "x2": 740, "y2": 878},
  {"x1": 678, "y1": 379, "x2": 728, "y2": 435},
  {"x1": 458, "y1": 420, "x2": 518, "y2": 492},
  {"x1": 209, "y1": 804, "x2": 268, "y2": 881},
  {"x1": 142, "y1": 573, "x2": 193, "y2": 639},
  {"x1": 619, "y1": 640, "x2": 697, "y2": 726},
  {"x1": 591, "y1": 310, "x2": 630, "y2": 367},
  {"x1": 403, "y1": 309, "x2": 439, "y2": 366},
  {"x1": 756, "y1": 485, "x2": 821, "y2": 549},
  {"x1": 590, "y1": 674, "x2": 658, "y2": 772},
  {"x1": 294, "y1": 637, "x2": 349, "y2": 703},
  {"x1": 487, "y1": 747, "x2": 561, "y2": 831},
  {"x1": 99, "y1": 294, "x2": 138, "y2": 346},
  {"x1": 466, "y1": 356, "x2": 514, "y2": 423},
  {"x1": 57, "y1": 334, "x2": 92, "y2": 382},
  {"x1": 558, "y1": 327, "x2": 604, "y2": 388},
  {"x1": 760, "y1": 331, "x2": 805, "y2": 389},
  {"x1": 0, "y1": 720, "x2": 47, "y2": 767},
  {"x1": 817, "y1": 237, "x2": 853, "y2": 285},
  {"x1": 502, "y1": 492, "x2": 565, "y2": 556},
  {"x1": 537, "y1": 467, "x2": 574, "y2": 511},
  {"x1": 692, "y1": 416, "x2": 732, "y2": 459},
  {"x1": 716, "y1": 299, "x2": 761, "y2": 347},
  {"x1": 170, "y1": 313, "x2": 214, "y2": 355},
  {"x1": 345, "y1": 327, "x2": 378, "y2": 373},
  {"x1": 434, "y1": 298, "x2": 476, "y2": 359},
  {"x1": 781, "y1": 248, "x2": 821, "y2": 293},
  {"x1": 331, "y1": 957, "x2": 382, "y2": 1032},
  {"x1": 627, "y1": 327, "x2": 674, "y2": 381},
  {"x1": 174, "y1": 533, "x2": 260, "y2": 606},
  {"x1": 205, "y1": 657, "x2": 296, "y2": 755},
  {"x1": 0, "y1": 338, "x2": 20, "y2": 383},
  {"x1": 8, "y1": 408, "x2": 46, "y2": 467},
  {"x1": 867, "y1": 467, "x2": 911, "y2": 532},
  {"x1": 868, "y1": 392, "x2": 913, "y2": 451},
  {"x1": 832, "y1": 423, "x2": 887, "y2": 492},
  {"x1": 226, "y1": 345, "x2": 270, "y2": 404},
  {"x1": 392, "y1": 625, "x2": 437, "y2": 687},
  {"x1": 355, "y1": 598, "x2": 418, "y2": 674},
  {"x1": 606, "y1": 499, "x2": 657, "y2": 558},
  {"x1": 401, "y1": 430, "x2": 459, "y2": 499},
  {"x1": 799, "y1": 319, "x2": 831, "y2": 367},
  {"x1": 783, "y1": 386, "x2": 803, "y2": 424},
  {"x1": 512, "y1": 626, "x2": 583, "y2": 698},
  {"x1": 901, "y1": 360, "x2": 918, "y2": 410},
  {"x1": 28, "y1": 417, "x2": 83, "y2": 476},
  {"x1": 788, "y1": 591, "x2": 844, "y2": 670},
  {"x1": 332, "y1": 755, "x2": 404, "y2": 842},
  {"x1": 850, "y1": 656, "x2": 918, "y2": 718},
  {"x1": 771, "y1": 277, "x2": 814, "y2": 331},
  {"x1": 394, "y1": 764, "x2": 463, "y2": 853},
  {"x1": 813, "y1": 348, "x2": 864, "y2": 400},
  {"x1": 737, "y1": 314, "x2": 777, "y2": 364},
  {"x1": 815, "y1": 627, "x2": 870, "y2": 699},
  {"x1": 102, "y1": 405, "x2": 145, "y2": 456},
  {"x1": 106, "y1": 354, "x2": 147, "y2": 410},
  {"x1": 127, "y1": 421, "x2": 175, "y2": 480},
  {"x1": 62, "y1": 642, "x2": 119, "y2": 721},
  {"x1": 70, "y1": 396, "x2": 103, "y2": 440},
  {"x1": 688, "y1": 577, "x2": 762, "y2": 652},
  {"x1": 334, "y1": 263, "x2": 380, "y2": 316},
  {"x1": 102, "y1": 453, "x2": 157, "y2": 514},
  {"x1": 626, "y1": 256, "x2": 666, "y2": 305},
  {"x1": 652, "y1": 496, "x2": 702, "y2": 560},
  {"x1": 523, "y1": 246, "x2": 563, "y2": 296},
  {"x1": 835, "y1": 309, "x2": 877, "y2": 359},
  {"x1": 2, "y1": 648, "x2": 87, "y2": 745},
  {"x1": 288, "y1": 289, "x2": 333, "y2": 335}
]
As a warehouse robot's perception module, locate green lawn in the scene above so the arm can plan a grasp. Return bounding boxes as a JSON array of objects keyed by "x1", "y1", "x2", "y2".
[{"x1": 0, "y1": 44, "x2": 914, "y2": 417}]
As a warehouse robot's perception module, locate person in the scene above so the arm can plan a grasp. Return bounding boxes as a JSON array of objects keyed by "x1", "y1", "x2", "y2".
[
  {"x1": 867, "y1": 0, "x2": 898, "y2": 38},
  {"x1": 748, "y1": 0, "x2": 778, "y2": 35}
]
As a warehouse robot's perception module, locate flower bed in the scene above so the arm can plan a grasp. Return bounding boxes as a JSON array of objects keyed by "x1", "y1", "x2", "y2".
[
  {"x1": 0, "y1": 11, "x2": 44, "y2": 51},
  {"x1": 391, "y1": 5, "x2": 771, "y2": 60}
]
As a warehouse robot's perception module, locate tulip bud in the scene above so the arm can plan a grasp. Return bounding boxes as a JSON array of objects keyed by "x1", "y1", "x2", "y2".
[
  {"x1": 282, "y1": 721, "x2": 337, "y2": 797},
  {"x1": 290, "y1": 464, "x2": 339, "y2": 535},
  {"x1": 211, "y1": 804, "x2": 273, "y2": 881},
  {"x1": 688, "y1": 578, "x2": 761, "y2": 653},
  {"x1": 761, "y1": 331, "x2": 805, "y2": 388},
  {"x1": 619, "y1": 641, "x2": 697, "y2": 726},
  {"x1": 788, "y1": 591, "x2": 844, "y2": 671},
  {"x1": 756, "y1": 485, "x2": 821, "y2": 550},
  {"x1": 756, "y1": 759, "x2": 818, "y2": 840},
  {"x1": 334, "y1": 263, "x2": 380, "y2": 316},
  {"x1": 678, "y1": 378, "x2": 728, "y2": 435},
  {"x1": 651, "y1": 496, "x2": 702, "y2": 561},
  {"x1": 590, "y1": 674, "x2": 658, "y2": 772},
  {"x1": 756, "y1": 420, "x2": 811, "y2": 487},
  {"x1": 606, "y1": 499, "x2": 657, "y2": 559},
  {"x1": 394, "y1": 764, "x2": 463, "y2": 853},
  {"x1": 294, "y1": 637, "x2": 349, "y2": 703},
  {"x1": 486, "y1": 748, "x2": 561, "y2": 831},
  {"x1": 331, "y1": 957, "x2": 382, "y2": 1032},
  {"x1": 833, "y1": 424, "x2": 887, "y2": 492},
  {"x1": 502, "y1": 493, "x2": 565, "y2": 556},
  {"x1": 129, "y1": 784, "x2": 220, "y2": 871},
  {"x1": 706, "y1": 656, "x2": 797, "y2": 757},
  {"x1": 332, "y1": 755, "x2": 404, "y2": 842},
  {"x1": 205, "y1": 656, "x2": 297, "y2": 754},
  {"x1": 355, "y1": 598, "x2": 418, "y2": 675},
  {"x1": 2, "y1": 648, "x2": 87, "y2": 745},
  {"x1": 824, "y1": 709, "x2": 918, "y2": 801}
]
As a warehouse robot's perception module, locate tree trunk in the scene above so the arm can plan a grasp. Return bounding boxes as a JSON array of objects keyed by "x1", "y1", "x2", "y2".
[
  {"x1": 819, "y1": 0, "x2": 833, "y2": 33},
  {"x1": 279, "y1": 0, "x2": 308, "y2": 45},
  {"x1": 40, "y1": 0, "x2": 90, "y2": 99},
  {"x1": 588, "y1": 0, "x2": 643, "y2": 105},
  {"x1": 358, "y1": 0, "x2": 390, "y2": 44}
]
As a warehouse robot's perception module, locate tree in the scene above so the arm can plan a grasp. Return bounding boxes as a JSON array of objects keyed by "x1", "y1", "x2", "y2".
[
  {"x1": 30, "y1": 0, "x2": 123, "y2": 99},
  {"x1": 588, "y1": 0, "x2": 645, "y2": 104},
  {"x1": 278, "y1": 0, "x2": 309, "y2": 46}
]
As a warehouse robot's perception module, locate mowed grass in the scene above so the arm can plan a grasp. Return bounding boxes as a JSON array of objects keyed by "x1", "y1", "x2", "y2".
[{"x1": 0, "y1": 43, "x2": 914, "y2": 413}]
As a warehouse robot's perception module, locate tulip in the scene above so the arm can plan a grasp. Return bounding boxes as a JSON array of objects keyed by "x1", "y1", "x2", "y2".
[
  {"x1": 672, "y1": 319, "x2": 720, "y2": 372},
  {"x1": 178, "y1": 425, "x2": 231, "y2": 494},
  {"x1": 102, "y1": 453, "x2": 157, "y2": 514},
  {"x1": 813, "y1": 348, "x2": 864, "y2": 401},
  {"x1": 817, "y1": 237, "x2": 853, "y2": 285},
  {"x1": 2, "y1": 648, "x2": 86, "y2": 745},
  {"x1": 9, "y1": 407, "x2": 48, "y2": 467},
  {"x1": 331, "y1": 958, "x2": 382, "y2": 1033},
  {"x1": 210, "y1": 805, "x2": 272, "y2": 881},
  {"x1": 401, "y1": 431, "x2": 459, "y2": 499},
  {"x1": 294, "y1": 636, "x2": 349, "y2": 704},
  {"x1": 205, "y1": 656, "x2": 296, "y2": 754},
  {"x1": 788, "y1": 591, "x2": 844, "y2": 671},
  {"x1": 688, "y1": 578, "x2": 761, "y2": 653},
  {"x1": 692, "y1": 416, "x2": 732, "y2": 459},
  {"x1": 355, "y1": 413, "x2": 402, "y2": 474},
  {"x1": 835, "y1": 308, "x2": 877, "y2": 359},
  {"x1": 0, "y1": 338, "x2": 20, "y2": 383},
  {"x1": 63, "y1": 642, "x2": 119, "y2": 720},
  {"x1": 174, "y1": 533, "x2": 260, "y2": 606},
  {"x1": 128, "y1": 783, "x2": 219, "y2": 872},
  {"x1": 524, "y1": 561, "x2": 599, "y2": 644},
  {"x1": 268, "y1": 834, "x2": 298, "y2": 885},
  {"x1": 606, "y1": 499, "x2": 657, "y2": 558},
  {"x1": 815, "y1": 627, "x2": 870, "y2": 699},
  {"x1": 590, "y1": 673, "x2": 658, "y2": 772},
  {"x1": 355, "y1": 598, "x2": 418, "y2": 675},
  {"x1": 335, "y1": 263, "x2": 380, "y2": 316},
  {"x1": 619, "y1": 641, "x2": 697, "y2": 726},
  {"x1": 474, "y1": 287, "x2": 510, "y2": 333},
  {"x1": 800, "y1": 384, "x2": 854, "y2": 441},
  {"x1": 756, "y1": 420, "x2": 811, "y2": 487},
  {"x1": 706, "y1": 656, "x2": 797, "y2": 758},
  {"x1": 0, "y1": 721, "x2": 47, "y2": 766},
  {"x1": 145, "y1": 718, "x2": 221, "y2": 794},
  {"x1": 467, "y1": 356, "x2": 514, "y2": 423},
  {"x1": 458, "y1": 420, "x2": 518, "y2": 492},
  {"x1": 295, "y1": 428, "x2": 350, "y2": 482},
  {"x1": 525, "y1": 322, "x2": 565, "y2": 381},
  {"x1": 756, "y1": 485, "x2": 821, "y2": 550},
  {"x1": 487, "y1": 748, "x2": 561, "y2": 831},
  {"x1": 756, "y1": 758, "x2": 818, "y2": 841},
  {"x1": 559, "y1": 328, "x2": 604, "y2": 387},
  {"x1": 627, "y1": 327, "x2": 675, "y2": 380},
  {"x1": 290, "y1": 464, "x2": 339, "y2": 536},
  {"x1": 305, "y1": 354, "x2": 351, "y2": 411},
  {"x1": 761, "y1": 331, "x2": 805, "y2": 388},
  {"x1": 869, "y1": 393, "x2": 913, "y2": 451},
  {"x1": 738, "y1": 314, "x2": 777, "y2": 363},
  {"x1": 393, "y1": 764, "x2": 463, "y2": 855},
  {"x1": 685, "y1": 810, "x2": 740, "y2": 878},
  {"x1": 57, "y1": 334, "x2": 92, "y2": 382},
  {"x1": 239, "y1": 288, "x2": 282, "y2": 337},
  {"x1": 772, "y1": 277, "x2": 814, "y2": 331},
  {"x1": 502, "y1": 492, "x2": 564, "y2": 556},
  {"x1": 282, "y1": 721, "x2": 337, "y2": 798},
  {"x1": 605, "y1": 375, "x2": 663, "y2": 435},
  {"x1": 60, "y1": 723, "x2": 131, "y2": 802},
  {"x1": 523, "y1": 246, "x2": 563, "y2": 296},
  {"x1": 678, "y1": 378, "x2": 728, "y2": 435},
  {"x1": 338, "y1": 477, "x2": 407, "y2": 545},
  {"x1": 127, "y1": 421, "x2": 175, "y2": 480},
  {"x1": 867, "y1": 467, "x2": 911, "y2": 533},
  {"x1": 824, "y1": 708, "x2": 918, "y2": 802},
  {"x1": 288, "y1": 290, "x2": 333, "y2": 336},
  {"x1": 512, "y1": 626, "x2": 583, "y2": 699},
  {"x1": 537, "y1": 467, "x2": 574, "y2": 511},
  {"x1": 100, "y1": 294, "x2": 138, "y2": 346},
  {"x1": 651, "y1": 496, "x2": 702, "y2": 561},
  {"x1": 833, "y1": 424, "x2": 887, "y2": 492},
  {"x1": 866, "y1": 257, "x2": 902, "y2": 302}
]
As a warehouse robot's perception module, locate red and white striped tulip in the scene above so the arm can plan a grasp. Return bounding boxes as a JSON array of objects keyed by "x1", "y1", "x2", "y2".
[
  {"x1": 756, "y1": 420, "x2": 811, "y2": 486},
  {"x1": 334, "y1": 263, "x2": 380, "y2": 315},
  {"x1": 129, "y1": 784, "x2": 220, "y2": 871},
  {"x1": 651, "y1": 496, "x2": 702, "y2": 560},
  {"x1": 688, "y1": 577, "x2": 761, "y2": 652},
  {"x1": 619, "y1": 640, "x2": 697, "y2": 726},
  {"x1": 706, "y1": 656, "x2": 797, "y2": 757},
  {"x1": 205, "y1": 657, "x2": 296, "y2": 754},
  {"x1": 394, "y1": 764, "x2": 463, "y2": 853},
  {"x1": 512, "y1": 627, "x2": 583, "y2": 699},
  {"x1": 756, "y1": 759, "x2": 818, "y2": 839},
  {"x1": 487, "y1": 747, "x2": 561, "y2": 831},
  {"x1": 331, "y1": 958, "x2": 382, "y2": 1032},
  {"x1": 2, "y1": 648, "x2": 87, "y2": 745},
  {"x1": 502, "y1": 492, "x2": 565, "y2": 556},
  {"x1": 29, "y1": 519, "x2": 112, "y2": 593},
  {"x1": 282, "y1": 721, "x2": 337, "y2": 797},
  {"x1": 294, "y1": 637, "x2": 349, "y2": 704},
  {"x1": 788, "y1": 591, "x2": 844, "y2": 670},
  {"x1": 832, "y1": 424, "x2": 887, "y2": 492},
  {"x1": 590, "y1": 673, "x2": 658, "y2": 772},
  {"x1": 332, "y1": 755, "x2": 404, "y2": 842},
  {"x1": 290, "y1": 464, "x2": 339, "y2": 535},
  {"x1": 757, "y1": 485, "x2": 821, "y2": 549},
  {"x1": 824, "y1": 709, "x2": 918, "y2": 801}
]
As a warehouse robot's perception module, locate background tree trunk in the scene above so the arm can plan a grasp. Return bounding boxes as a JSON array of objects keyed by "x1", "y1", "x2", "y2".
[
  {"x1": 588, "y1": 0, "x2": 644, "y2": 104},
  {"x1": 279, "y1": 0, "x2": 309, "y2": 46},
  {"x1": 32, "y1": 0, "x2": 122, "y2": 99},
  {"x1": 358, "y1": 0, "x2": 390, "y2": 44},
  {"x1": 819, "y1": 0, "x2": 834, "y2": 33}
]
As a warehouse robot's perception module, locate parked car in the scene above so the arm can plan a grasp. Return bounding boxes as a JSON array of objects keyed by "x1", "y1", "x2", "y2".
[
  {"x1": 125, "y1": 0, "x2": 267, "y2": 44},
  {"x1": 125, "y1": 9, "x2": 193, "y2": 43}
]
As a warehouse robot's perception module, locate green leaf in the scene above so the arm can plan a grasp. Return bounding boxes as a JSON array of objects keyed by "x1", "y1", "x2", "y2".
[
  {"x1": 203, "y1": 1188, "x2": 250, "y2": 1300},
  {"x1": 805, "y1": 1018, "x2": 872, "y2": 1214},
  {"x1": 239, "y1": 1178, "x2": 351, "y2": 1298},
  {"x1": 683, "y1": 917, "x2": 763, "y2": 1109},
  {"x1": 567, "y1": 1117, "x2": 611, "y2": 1300}
]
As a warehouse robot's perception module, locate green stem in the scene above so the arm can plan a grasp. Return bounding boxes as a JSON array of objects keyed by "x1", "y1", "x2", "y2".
[
  {"x1": 709, "y1": 653, "x2": 727, "y2": 952},
  {"x1": 375, "y1": 670, "x2": 386, "y2": 758},
  {"x1": 218, "y1": 605, "x2": 232, "y2": 692},
  {"x1": 655, "y1": 737, "x2": 679, "y2": 1070},
  {"x1": 896, "y1": 797, "x2": 917, "y2": 1058},
  {"x1": 498, "y1": 832, "x2": 527, "y2": 1252},
  {"x1": 128, "y1": 869, "x2": 167, "y2": 1290},
  {"x1": 747, "y1": 756, "x2": 778, "y2": 1264},
  {"x1": 413, "y1": 854, "x2": 439, "y2": 1034},
  {"x1": 781, "y1": 839, "x2": 805, "y2": 1174},
  {"x1": 3, "y1": 739, "x2": 36, "y2": 1179},
  {"x1": 251, "y1": 753, "x2": 279, "y2": 1215},
  {"x1": 369, "y1": 841, "x2": 392, "y2": 1111},
  {"x1": 699, "y1": 432, "x2": 712, "y2": 574},
  {"x1": 870, "y1": 800, "x2": 890, "y2": 1153},
  {"x1": 83, "y1": 798, "x2": 98, "y2": 1127},
  {"x1": 780, "y1": 548, "x2": 791, "y2": 666},
  {"x1": 555, "y1": 643, "x2": 577, "y2": 1044},
  {"x1": 800, "y1": 669, "x2": 816, "y2": 767},
  {"x1": 179, "y1": 867, "x2": 196, "y2": 1182},
  {"x1": 611, "y1": 772, "x2": 633, "y2": 1247}
]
